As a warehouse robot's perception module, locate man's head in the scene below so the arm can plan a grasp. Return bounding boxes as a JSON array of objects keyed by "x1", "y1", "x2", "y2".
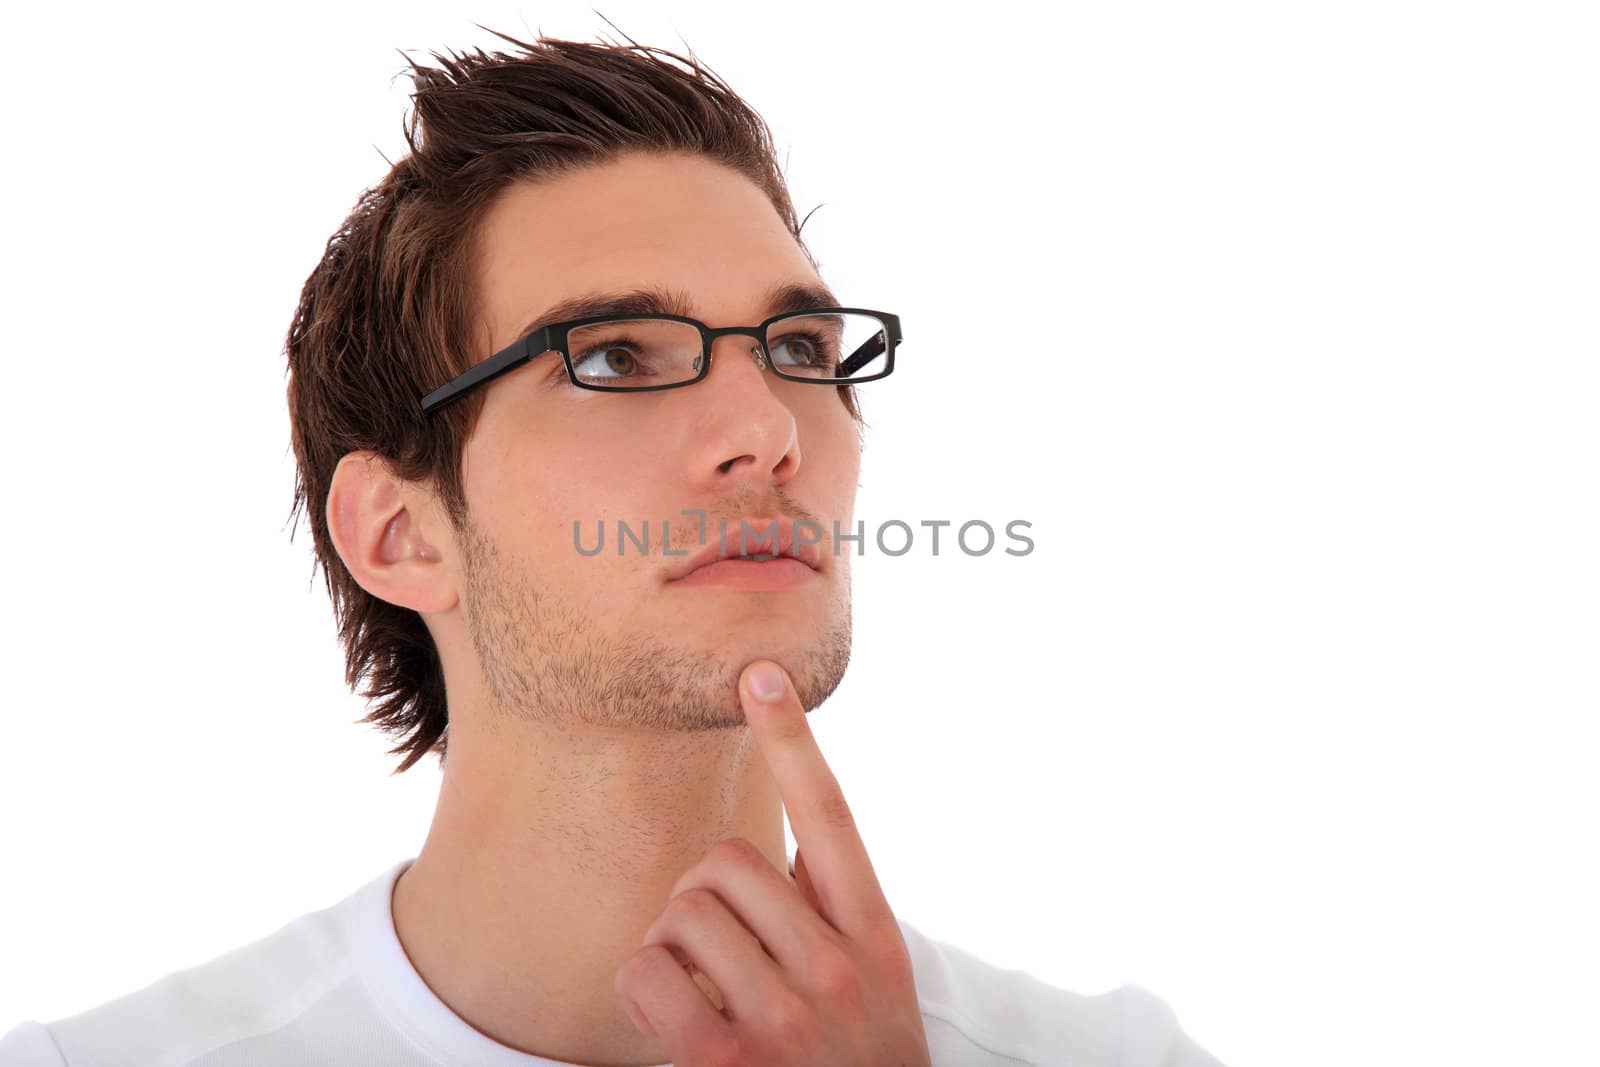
[{"x1": 286, "y1": 29, "x2": 867, "y2": 775}]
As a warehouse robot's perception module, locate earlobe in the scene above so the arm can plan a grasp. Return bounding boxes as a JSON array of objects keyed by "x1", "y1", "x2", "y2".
[{"x1": 327, "y1": 452, "x2": 457, "y2": 614}]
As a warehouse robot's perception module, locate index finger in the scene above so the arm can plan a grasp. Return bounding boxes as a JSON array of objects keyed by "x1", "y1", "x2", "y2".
[{"x1": 740, "y1": 659, "x2": 893, "y2": 938}]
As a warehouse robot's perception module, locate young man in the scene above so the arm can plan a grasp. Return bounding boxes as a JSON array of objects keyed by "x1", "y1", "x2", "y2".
[{"x1": 0, "y1": 28, "x2": 1225, "y2": 1067}]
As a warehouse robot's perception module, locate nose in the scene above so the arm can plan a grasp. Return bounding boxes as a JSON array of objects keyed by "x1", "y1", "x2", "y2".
[{"x1": 682, "y1": 331, "x2": 802, "y2": 493}]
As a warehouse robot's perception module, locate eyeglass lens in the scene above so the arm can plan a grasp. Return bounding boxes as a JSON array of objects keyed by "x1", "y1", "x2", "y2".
[{"x1": 564, "y1": 312, "x2": 890, "y2": 389}]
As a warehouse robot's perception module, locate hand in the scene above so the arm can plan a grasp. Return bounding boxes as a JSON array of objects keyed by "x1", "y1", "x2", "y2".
[{"x1": 614, "y1": 659, "x2": 932, "y2": 1066}]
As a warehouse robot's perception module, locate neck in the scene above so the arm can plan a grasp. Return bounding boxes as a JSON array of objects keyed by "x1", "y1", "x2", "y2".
[{"x1": 391, "y1": 712, "x2": 789, "y2": 1066}]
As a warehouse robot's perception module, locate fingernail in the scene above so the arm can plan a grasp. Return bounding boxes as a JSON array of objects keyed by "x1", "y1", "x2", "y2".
[{"x1": 748, "y1": 662, "x2": 784, "y2": 702}]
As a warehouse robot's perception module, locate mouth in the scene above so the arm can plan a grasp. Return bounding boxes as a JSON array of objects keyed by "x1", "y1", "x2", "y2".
[{"x1": 666, "y1": 516, "x2": 824, "y2": 589}]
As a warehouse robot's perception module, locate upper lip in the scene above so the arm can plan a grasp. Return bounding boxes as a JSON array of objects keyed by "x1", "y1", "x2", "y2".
[{"x1": 666, "y1": 516, "x2": 824, "y2": 581}]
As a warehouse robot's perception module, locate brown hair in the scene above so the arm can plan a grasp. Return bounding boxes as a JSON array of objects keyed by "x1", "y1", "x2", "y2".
[{"x1": 284, "y1": 22, "x2": 859, "y2": 776}]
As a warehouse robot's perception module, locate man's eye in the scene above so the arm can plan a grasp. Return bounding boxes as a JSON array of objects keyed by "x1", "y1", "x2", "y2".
[
  {"x1": 572, "y1": 345, "x2": 641, "y2": 379},
  {"x1": 770, "y1": 331, "x2": 838, "y2": 370}
]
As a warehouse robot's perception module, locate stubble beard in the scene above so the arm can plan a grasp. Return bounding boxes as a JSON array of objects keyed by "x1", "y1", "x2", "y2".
[{"x1": 455, "y1": 511, "x2": 852, "y2": 733}]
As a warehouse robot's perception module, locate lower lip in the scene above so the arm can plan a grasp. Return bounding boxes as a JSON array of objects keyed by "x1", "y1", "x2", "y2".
[{"x1": 672, "y1": 557, "x2": 820, "y2": 590}]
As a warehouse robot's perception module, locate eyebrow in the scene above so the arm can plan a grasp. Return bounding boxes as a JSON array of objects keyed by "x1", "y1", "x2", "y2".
[{"x1": 511, "y1": 280, "x2": 842, "y2": 346}]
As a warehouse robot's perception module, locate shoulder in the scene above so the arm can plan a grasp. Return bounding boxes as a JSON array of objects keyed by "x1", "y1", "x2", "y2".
[
  {"x1": 896, "y1": 917, "x2": 1227, "y2": 1067},
  {"x1": 5, "y1": 900, "x2": 358, "y2": 1066},
  {"x1": 0, "y1": 1020, "x2": 67, "y2": 1066}
]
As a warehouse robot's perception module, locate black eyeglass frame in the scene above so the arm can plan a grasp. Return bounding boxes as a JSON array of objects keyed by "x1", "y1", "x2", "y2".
[{"x1": 419, "y1": 306, "x2": 901, "y2": 415}]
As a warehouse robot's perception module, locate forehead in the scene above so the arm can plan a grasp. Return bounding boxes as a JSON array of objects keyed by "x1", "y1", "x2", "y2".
[{"x1": 475, "y1": 151, "x2": 819, "y2": 350}]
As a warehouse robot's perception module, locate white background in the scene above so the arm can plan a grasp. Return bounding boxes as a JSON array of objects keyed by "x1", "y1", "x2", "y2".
[{"x1": 2, "y1": 3, "x2": 1596, "y2": 1065}]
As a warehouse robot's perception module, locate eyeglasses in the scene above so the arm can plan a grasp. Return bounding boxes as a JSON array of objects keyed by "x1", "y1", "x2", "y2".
[{"x1": 419, "y1": 306, "x2": 901, "y2": 415}]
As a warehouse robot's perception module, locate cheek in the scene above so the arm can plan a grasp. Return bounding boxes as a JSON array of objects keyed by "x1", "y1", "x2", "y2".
[
  {"x1": 802, "y1": 406, "x2": 863, "y2": 504},
  {"x1": 499, "y1": 416, "x2": 654, "y2": 520},
  {"x1": 505, "y1": 445, "x2": 677, "y2": 598}
]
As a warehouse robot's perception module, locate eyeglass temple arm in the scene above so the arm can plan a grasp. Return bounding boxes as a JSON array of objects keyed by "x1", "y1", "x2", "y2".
[
  {"x1": 419, "y1": 327, "x2": 554, "y2": 414},
  {"x1": 837, "y1": 332, "x2": 888, "y2": 378}
]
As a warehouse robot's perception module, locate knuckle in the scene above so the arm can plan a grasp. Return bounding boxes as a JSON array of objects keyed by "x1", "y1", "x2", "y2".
[
  {"x1": 669, "y1": 886, "x2": 721, "y2": 919},
  {"x1": 858, "y1": 919, "x2": 905, "y2": 957},
  {"x1": 768, "y1": 990, "x2": 814, "y2": 1044},
  {"x1": 710, "y1": 835, "x2": 763, "y2": 867},
  {"x1": 807, "y1": 787, "x2": 856, "y2": 832},
  {"x1": 699, "y1": 1034, "x2": 746, "y2": 1067},
  {"x1": 869, "y1": 932, "x2": 917, "y2": 988},
  {"x1": 674, "y1": 1009, "x2": 742, "y2": 1067},
  {"x1": 813, "y1": 947, "x2": 865, "y2": 1005}
]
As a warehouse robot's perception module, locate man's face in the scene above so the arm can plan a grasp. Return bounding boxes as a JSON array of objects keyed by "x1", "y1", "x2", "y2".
[{"x1": 447, "y1": 149, "x2": 862, "y2": 731}]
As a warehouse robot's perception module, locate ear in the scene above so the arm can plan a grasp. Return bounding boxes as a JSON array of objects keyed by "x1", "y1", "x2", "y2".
[{"x1": 326, "y1": 451, "x2": 458, "y2": 615}]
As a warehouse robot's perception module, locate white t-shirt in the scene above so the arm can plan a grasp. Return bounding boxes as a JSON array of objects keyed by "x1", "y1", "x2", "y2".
[{"x1": 0, "y1": 857, "x2": 1225, "y2": 1066}]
